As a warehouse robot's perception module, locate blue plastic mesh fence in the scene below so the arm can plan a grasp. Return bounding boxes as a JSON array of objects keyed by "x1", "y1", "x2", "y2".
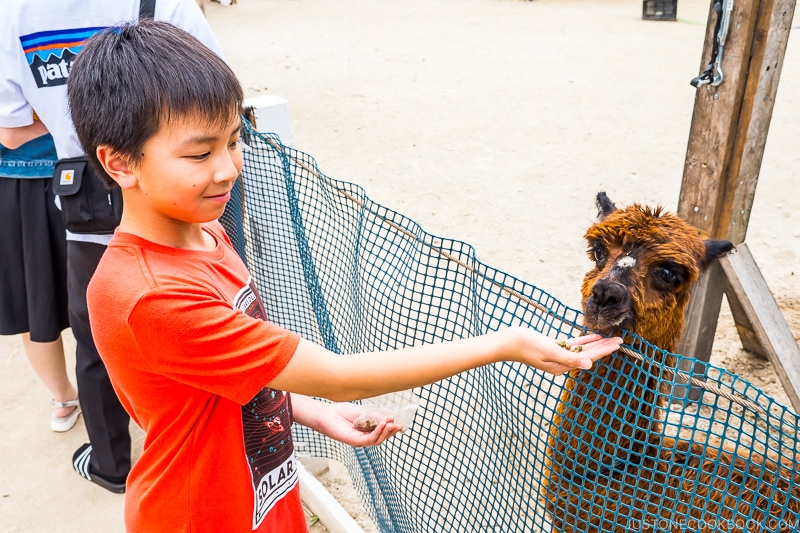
[{"x1": 220, "y1": 124, "x2": 800, "y2": 533}]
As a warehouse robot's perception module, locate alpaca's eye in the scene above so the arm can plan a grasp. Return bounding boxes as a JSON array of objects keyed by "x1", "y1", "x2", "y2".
[
  {"x1": 659, "y1": 269, "x2": 676, "y2": 284},
  {"x1": 652, "y1": 264, "x2": 686, "y2": 290},
  {"x1": 593, "y1": 248, "x2": 607, "y2": 265}
]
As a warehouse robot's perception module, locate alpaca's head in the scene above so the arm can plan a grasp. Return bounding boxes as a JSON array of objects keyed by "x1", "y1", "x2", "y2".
[{"x1": 580, "y1": 192, "x2": 733, "y2": 352}]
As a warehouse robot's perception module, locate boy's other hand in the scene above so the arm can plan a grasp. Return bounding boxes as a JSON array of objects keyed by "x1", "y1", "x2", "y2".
[{"x1": 315, "y1": 402, "x2": 403, "y2": 447}]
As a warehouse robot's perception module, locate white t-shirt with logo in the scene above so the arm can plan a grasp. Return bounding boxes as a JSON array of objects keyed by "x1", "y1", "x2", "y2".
[{"x1": 0, "y1": 0, "x2": 224, "y2": 242}]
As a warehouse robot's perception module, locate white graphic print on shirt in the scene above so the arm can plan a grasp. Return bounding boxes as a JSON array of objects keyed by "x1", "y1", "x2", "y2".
[
  {"x1": 234, "y1": 277, "x2": 298, "y2": 529},
  {"x1": 20, "y1": 27, "x2": 106, "y2": 89}
]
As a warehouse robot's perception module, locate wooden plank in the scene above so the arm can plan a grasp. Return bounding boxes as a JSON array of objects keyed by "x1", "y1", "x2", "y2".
[
  {"x1": 678, "y1": 0, "x2": 760, "y2": 237},
  {"x1": 676, "y1": 0, "x2": 761, "y2": 365},
  {"x1": 719, "y1": 244, "x2": 800, "y2": 412},
  {"x1": 725, "y1": 284, "x2": 768, "y2": 357},
  {"x1": 677, "y1": 262, "x2": 728, "y2": 360},
  {"x1": 675, "y1": 261, "x2": 728, "y2": 401},
  {"x1": 719, "y1": 0, "x2": 798, "y2": 244},
  {"x1": 678, "y1": 0, "x2": 796, "y2": 367}
]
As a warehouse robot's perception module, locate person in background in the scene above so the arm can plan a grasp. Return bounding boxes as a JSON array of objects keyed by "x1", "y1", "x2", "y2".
[
  {"x1": 0, "y1": 0, "x2": 224, "y2": 494},
  {"x1": 0, "y1": 118, "x2": 79, "y2": 433}
]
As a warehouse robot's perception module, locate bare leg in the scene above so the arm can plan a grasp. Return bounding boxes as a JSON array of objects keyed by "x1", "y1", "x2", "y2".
[{"x1": 21, "y1": 332, "x2": 77, "y2": 418}]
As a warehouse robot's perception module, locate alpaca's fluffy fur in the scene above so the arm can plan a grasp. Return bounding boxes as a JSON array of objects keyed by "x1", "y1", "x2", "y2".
[{"x1": 541, "y1": 193, "x2": 799, "y2": 533}]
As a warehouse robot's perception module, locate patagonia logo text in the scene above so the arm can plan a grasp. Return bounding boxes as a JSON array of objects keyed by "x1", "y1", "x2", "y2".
[{"x1": 20, "y1": 27, "x2": 105, "y2": 89}]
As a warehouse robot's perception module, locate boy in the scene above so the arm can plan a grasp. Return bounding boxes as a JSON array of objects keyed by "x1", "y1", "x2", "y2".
[{"x1": 71, "y1": 20, "x2": 622, "y2": 533}]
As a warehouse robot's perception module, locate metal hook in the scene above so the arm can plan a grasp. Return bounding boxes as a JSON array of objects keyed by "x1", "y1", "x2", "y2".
[
  {"x1": 690, "y1": 0, "x2": 733, "y2": 88},
  {"x1": 711, "y1": 0, "x2": 734, "y2": 86}
]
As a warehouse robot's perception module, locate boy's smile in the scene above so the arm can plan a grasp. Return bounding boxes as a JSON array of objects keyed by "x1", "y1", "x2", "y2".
[{"x1": 106, "y1": 113, "x2": 243, "y2": 250}]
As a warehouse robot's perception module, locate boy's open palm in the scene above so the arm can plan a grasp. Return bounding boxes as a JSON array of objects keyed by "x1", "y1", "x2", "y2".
[
  {"x1": 317, "y1": 402, "x2": 403, "y2": 447},
  {"x1": 292, "y1": 395, "x2": 403, "y2": 447}
]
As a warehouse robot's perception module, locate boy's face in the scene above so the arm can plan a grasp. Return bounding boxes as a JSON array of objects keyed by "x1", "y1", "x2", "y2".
[{"x1": 131, "y1": 113, "x2": 243, "y2": 226}]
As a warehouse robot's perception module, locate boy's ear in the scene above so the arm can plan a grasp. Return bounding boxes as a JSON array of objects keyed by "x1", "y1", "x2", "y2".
[{"x1": 96, "y1": 146, "x2": 137, "y2": 189}]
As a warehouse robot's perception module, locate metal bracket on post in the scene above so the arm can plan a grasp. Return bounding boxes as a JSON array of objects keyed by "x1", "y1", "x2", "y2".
[
  {"x1": 690, "y1": 0, "x2": 734, "y2": 88},
  {"x1": 712, "y1": 0, "x2": 734, "y2": 85}
]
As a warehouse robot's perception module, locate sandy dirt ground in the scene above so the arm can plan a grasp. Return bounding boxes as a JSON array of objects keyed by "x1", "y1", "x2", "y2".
[{"x1": 1, "y1": 0, "x2": 798, "y2": 531}]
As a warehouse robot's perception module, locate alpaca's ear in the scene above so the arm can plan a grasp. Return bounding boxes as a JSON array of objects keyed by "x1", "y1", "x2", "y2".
[
  {"x1": 595, "y1": 191, "x2": 617, "y2": 219},
  {"x1": 700, "y1": 239, "x2": 735, "y2": 270}
]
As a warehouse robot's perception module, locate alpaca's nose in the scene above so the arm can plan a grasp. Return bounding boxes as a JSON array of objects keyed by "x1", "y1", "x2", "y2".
[{"x1": 591, "y1": 280, "x2": 626, "y2": 308}]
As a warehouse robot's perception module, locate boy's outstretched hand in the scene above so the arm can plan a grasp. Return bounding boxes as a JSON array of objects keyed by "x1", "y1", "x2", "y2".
[
  {"x1": 511, "y1": 330, "x2": 623, "y2": 376},
  {"x1": 292, "y1": 395, "x2": 403, "y2": 447}
]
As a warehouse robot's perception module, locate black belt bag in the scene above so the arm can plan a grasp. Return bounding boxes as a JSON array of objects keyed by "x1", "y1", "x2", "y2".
[{"x1": 52, "y1": 156, "x2": 122, "y2": 234}]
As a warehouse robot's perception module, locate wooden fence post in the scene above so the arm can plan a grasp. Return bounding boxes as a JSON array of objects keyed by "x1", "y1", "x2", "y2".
[{"x1": 675, "y1": 0, "x2": 799, "y2": 411}]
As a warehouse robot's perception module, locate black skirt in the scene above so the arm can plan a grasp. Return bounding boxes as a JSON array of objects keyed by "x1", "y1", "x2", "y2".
[{"x1": 0, "y1": 177, "x2": 70, "y2": 342}]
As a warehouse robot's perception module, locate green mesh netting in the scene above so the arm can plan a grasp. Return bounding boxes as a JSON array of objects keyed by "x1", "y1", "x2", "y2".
[{"x1": 220, "y1": 124, "x2": 800, "y2": 533}]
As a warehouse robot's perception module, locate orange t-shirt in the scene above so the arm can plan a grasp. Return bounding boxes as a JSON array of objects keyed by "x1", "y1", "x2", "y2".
[{"x1": 88, "y1": 222, "x2": 307, "y2": 532}]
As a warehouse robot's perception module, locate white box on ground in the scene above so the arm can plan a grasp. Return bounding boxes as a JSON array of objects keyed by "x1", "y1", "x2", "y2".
[
  {"x1": 244, "y1": 94, "x2": 294, "y2": 146},
  {"x1": 297, "y1": 462, "x2": 365, "y2": 533}
]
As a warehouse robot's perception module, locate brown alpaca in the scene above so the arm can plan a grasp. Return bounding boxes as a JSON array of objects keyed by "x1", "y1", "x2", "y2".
[{"x1": 541, "y1": 192, "x2": 800, "y2": 532}]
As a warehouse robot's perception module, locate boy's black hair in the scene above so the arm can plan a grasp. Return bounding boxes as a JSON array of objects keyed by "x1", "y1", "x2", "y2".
[{"x1": 68, "y1": 19, "x2": 244, "y2": 188}]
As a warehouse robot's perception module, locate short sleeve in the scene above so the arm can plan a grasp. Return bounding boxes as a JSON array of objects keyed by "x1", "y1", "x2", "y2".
[
  {"x1": 0, "y1": 22, "x2": 34, "y2": 128},
  {"x1": 128, "y1": 283, "x2": 300, "y2": 405}
]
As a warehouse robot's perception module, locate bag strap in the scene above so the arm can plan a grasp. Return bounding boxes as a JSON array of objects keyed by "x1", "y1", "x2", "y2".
[{"x1": 139, "y1": 0, "x2": 156, "y2": 19}]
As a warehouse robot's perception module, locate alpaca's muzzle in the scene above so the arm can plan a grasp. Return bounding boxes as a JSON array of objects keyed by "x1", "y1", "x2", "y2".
[{"x1": 584, "y1": 279, "x2": 632, "y2": 331}]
